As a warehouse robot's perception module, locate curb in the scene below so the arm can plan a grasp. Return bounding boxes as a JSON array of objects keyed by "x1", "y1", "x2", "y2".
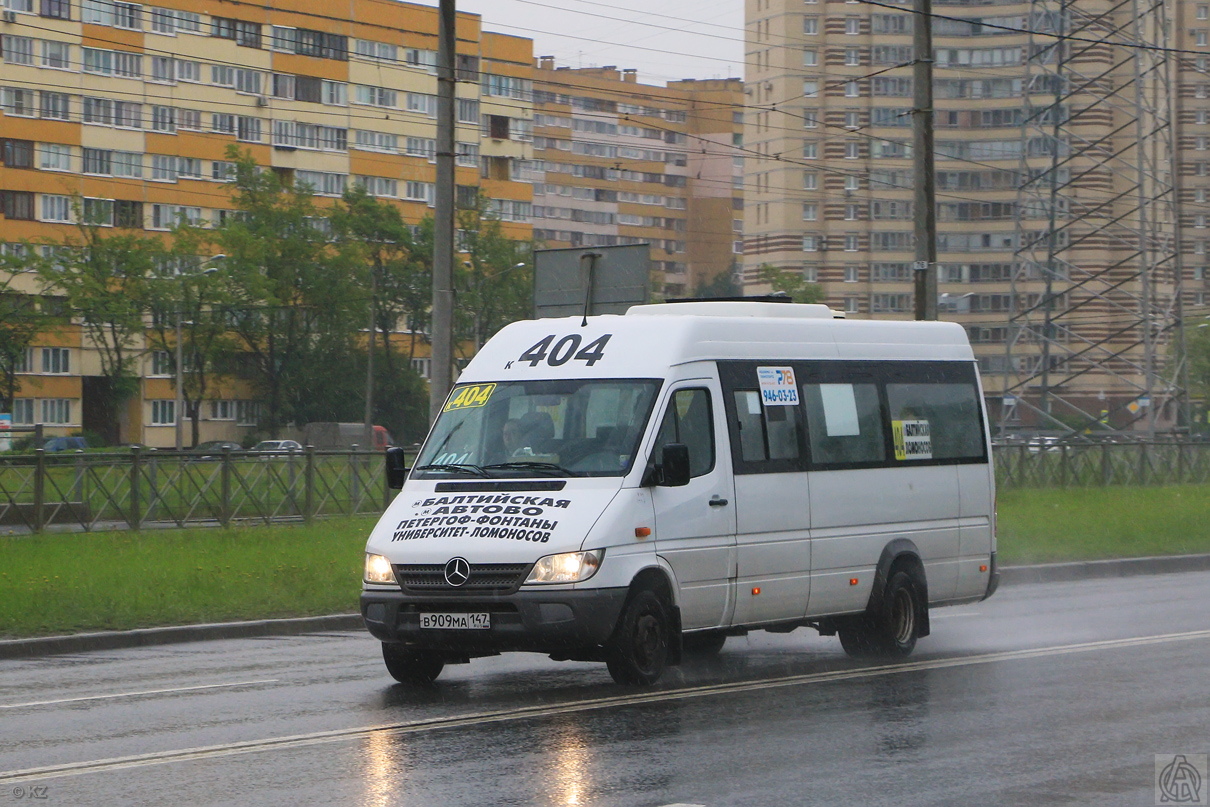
[
  {"x1": 0, "y1": 614, "x2": 364, "y2": 660},
  {"x1": 4, "y1": 555, "x2": 1210, "y2": 660},
  {"x1": 998, "y1": 553, "x2": 1210, "y2": 586}
]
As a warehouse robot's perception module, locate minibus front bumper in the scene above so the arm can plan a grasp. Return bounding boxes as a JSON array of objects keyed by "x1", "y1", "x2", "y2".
[{"x1": 360, "y1": 587, "x2": 630, "y2": 654}]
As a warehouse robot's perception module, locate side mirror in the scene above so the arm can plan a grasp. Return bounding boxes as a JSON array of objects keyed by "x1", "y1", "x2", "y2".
[
  {"x1": 659, "y1": 443, "x2": 691, "y2": 487},
  {"x1": 385, "y1": 446, "x2": 410, "y2": 490}
]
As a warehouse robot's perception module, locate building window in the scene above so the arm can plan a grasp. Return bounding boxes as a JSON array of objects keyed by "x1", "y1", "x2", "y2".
[
  {"x1": 845, "y1": 48, "x2": 861, "y2": 66},
  {"x1": 212, "y1": 17, "x2": 261, "y2": 48},
  {"x1": 40, "y1": 0, "x2": 71, "y2": 19},
  {"x1": 802, "y1": 234, "x2": 819, "y2": 252},
  {"x1": 39, "y1": 143, "x2": 71, "y2": 171},
  {"x1": 41, "y1": 194, "x2": 71, "y2": 222},
  {"x1": 41, "y1": 347, "x2": 70, "y2": 374},
  {"x1": 803, "y1": 49, "x2": 817, "y2": 67},
  {"x1": 1, "y1": 190, "x2": 35, "y2": 220},
  {"x1": 802, "y1": 203, "x2": 818, "y2": 221},
  {"x1": 12, "y1": 399, "x2": 34, "y2": 426},
  {"x1": 40, "y1": 40, "x2": 71, "y2": 68},
  {"x1": 150, "y1": 400, "x2": 175, "y2": 426},
  {"x1": 804, "y1": 172, "x2": 817, "y2": 190},
  {"x1": 803, "y1": 17, "x2": 818, "y2": 35},
  {"x1": 845, "y1": 17, "x2": 860, "y2": 34},
  {"x1": 803, "y1": 141, "x2": 818, "y2": 159},
  {"x1": 2, "y1": 35, "x2": 34, "y2": 65},
  {"x1": 844, "y1": 265, "x2": 861, "y2": 283},
  {"x1": 41, "y1": 398, "x2": 71, "y2": 424},
  {"x1": 40, "y1": 91, "x2": 70, "y2": 120},
  {"x1": 235, "y1": 400, "x2": 260, "y2": 426},
  {"x1": 803, "y1": 79, "x2": 819, "y2": 98},
  {"x1": 1, "y1": 139, "x2": 34, "y2": 169}
]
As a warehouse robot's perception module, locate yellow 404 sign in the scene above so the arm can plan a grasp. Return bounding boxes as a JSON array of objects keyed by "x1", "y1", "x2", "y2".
[{"x1": 444, "y1": 383, "x2": 497, "y2": 412}]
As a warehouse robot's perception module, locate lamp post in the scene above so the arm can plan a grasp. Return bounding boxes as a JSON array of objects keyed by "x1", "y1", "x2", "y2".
[{"x1": 174, "y1": 258, "x2": 223, "y2": 451}]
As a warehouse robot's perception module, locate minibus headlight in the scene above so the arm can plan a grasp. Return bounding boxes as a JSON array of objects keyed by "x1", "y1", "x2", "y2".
[
  {"x1": 364, "y1": 553, "x2": 397, "y2": 585},
  {"x1": 525, "y1": 550, "x2": 604, "y2": 585}
]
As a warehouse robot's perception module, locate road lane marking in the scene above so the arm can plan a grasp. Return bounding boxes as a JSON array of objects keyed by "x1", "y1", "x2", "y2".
[
  {"x1": 0, "y1": 680, "x2": 279, "y2": 710},
  {"x1": 3, "y1": 628, "x2": 1210, "y2": 784},
  {"x1": 931, "y1": 612, "x2": 981, "y2": 618}
]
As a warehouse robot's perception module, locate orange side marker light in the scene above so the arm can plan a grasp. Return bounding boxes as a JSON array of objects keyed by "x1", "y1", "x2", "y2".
[
  {"x1": 635, "y1": 527, "x2": 652, "y2": 538},
  {"x1": 751, "y1": 587, "x2": 761, "y2": 596},
  {"x1": 849, "y1": 578, "x2": 859, "y2": 586},
  {"x1": 979, "y1": 564, "x2": 988, "y2": 573}
]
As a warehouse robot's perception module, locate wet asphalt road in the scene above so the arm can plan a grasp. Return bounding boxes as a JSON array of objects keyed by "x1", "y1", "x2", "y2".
[{"x1": 1, "y1": 571, "x2": 1208, "y2": 807}]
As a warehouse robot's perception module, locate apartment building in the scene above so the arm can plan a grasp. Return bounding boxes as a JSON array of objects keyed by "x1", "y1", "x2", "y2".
[
  {"x1": 744, "y1": 0, "x2": 1191, "y2": 433},
  {"x1": 532, "y1": 60, "x2": 744, "y2": 297},
  {"x1": 0, "y1": 0, "x2": 535, "y2": 446}
]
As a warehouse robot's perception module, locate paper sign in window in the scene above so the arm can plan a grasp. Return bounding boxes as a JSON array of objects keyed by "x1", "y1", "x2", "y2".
[
  {"x1": 757, "y1": 366, "x2": 799, "y2": 406},
  {"x1": 817, "y1": 383, "x2": 860, "y2": 436}
]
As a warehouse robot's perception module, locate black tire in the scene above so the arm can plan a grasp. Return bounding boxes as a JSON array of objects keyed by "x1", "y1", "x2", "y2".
[
  {"x1": 682, "y1": 630, "x2": 727, "y2": 656},
  {"x1": 838, "y1": 571, "x2": 920, "y2": 659},
  {"x1": 605, "y1": 589, "x2": 672, "y2": 685},
  {"x1": 382, "y1": 643, "x2": 444, "y2": 685}
]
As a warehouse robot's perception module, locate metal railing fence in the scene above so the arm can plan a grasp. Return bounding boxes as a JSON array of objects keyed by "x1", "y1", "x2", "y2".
[
  {"x1": 0, "y1": 448, "x2": 393, "y2": 533},
  {"x1": 992, "y1": 440, "x2": 1210, "y2": 490},
  {"x1": 2, "y1": 441, "x2": 1207, "y2": 532}
]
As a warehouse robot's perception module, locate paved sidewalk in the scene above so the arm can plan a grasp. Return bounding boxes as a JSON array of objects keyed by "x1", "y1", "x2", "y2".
[{"x1": 3, "y1": 553, "x2": 1209, "y2": 660}]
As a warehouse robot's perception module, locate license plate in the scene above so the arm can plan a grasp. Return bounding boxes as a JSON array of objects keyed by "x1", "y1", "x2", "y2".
[{"x1": 420, "y1": 612, "x2": 490, "y2": 630}]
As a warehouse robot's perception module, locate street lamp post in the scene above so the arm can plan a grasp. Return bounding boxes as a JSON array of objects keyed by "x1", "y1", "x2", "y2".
[{"x1": 173, "y1": 259, "x2": 223, "y2": 451}]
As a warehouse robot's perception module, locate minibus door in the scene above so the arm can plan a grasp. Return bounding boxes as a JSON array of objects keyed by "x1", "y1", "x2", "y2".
[{"x1": 649, "y1": 383, "x2": 737, "y2": 631}]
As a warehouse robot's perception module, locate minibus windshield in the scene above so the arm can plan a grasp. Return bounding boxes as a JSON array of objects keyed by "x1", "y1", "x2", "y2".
[{"x1": 412, "y1": 379, "x2": 662, "y2": 479}]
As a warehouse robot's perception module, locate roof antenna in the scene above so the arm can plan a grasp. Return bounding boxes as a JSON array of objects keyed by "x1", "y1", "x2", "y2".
[{"x1": 579, "y1": 251, "x2": 600, "y2": 327}]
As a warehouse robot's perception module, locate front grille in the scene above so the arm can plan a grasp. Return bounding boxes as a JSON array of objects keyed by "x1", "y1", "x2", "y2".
[{"x1": 394, "y1": 563, "x2": 532, "y2": 594}]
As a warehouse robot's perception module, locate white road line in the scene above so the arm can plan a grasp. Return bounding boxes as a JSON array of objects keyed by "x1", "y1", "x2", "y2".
[
  {"x1": 0, "y1": 679, "x2": 279, "y2": 710},
  {"x1": 3, "y1": 628, "x2": 1210, "y2": 785},
  {"x1": 931, "y1": 612, "x2": 982, "y2": 618}
]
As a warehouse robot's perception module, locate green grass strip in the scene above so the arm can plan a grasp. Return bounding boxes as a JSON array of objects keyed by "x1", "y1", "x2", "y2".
[
  {"x1": 2, "y1": 486, "x2": 1209, "y2": 640},
  {"x1": 0, "y1": 517, "x2": 377, "y2": 639},
  {"x1": 995, "y1": 484, "x2": 1210, "y2": 565}
]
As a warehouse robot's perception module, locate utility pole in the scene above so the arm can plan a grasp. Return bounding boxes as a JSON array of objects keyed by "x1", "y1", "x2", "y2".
[
  {"x1": 363, "y1": 264, "x2": 376, "y2": 449},
  {"x1": 429, "y1": 0, "x2": 456, "y2": 423},
  {"x1": 174, "y1": 311, "x2": 183, "y2": 450},
  {"x1": 912, "y1": 0, "x2": 937, "y2": 321}
]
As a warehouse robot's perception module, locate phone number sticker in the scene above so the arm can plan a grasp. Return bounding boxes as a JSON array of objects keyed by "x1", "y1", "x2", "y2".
[
  {"x1": 757, "y1": 366, "x2": 799, "y2": 406},
  {"x1": 444, "y1": 383, "x2": 497, "y2": 413}
]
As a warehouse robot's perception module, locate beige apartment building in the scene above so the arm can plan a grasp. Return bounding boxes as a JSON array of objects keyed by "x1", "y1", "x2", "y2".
[
  {"x1": 532, "y1": 60, "x2": 744, "y2": 298},
  {"x1": 0, "y1": 0, "x2": 535, "y2": 446},
  {"x1": 744, "y1": 0, "x2": 1195, "y2": 434}
]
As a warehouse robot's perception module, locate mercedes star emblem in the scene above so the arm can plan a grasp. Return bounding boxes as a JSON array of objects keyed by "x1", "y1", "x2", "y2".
[{"x1": 444, "y1": 557, "x2": 471, "y2": 587}]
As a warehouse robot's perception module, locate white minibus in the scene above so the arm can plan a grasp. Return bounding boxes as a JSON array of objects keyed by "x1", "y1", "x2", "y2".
[{"x1": 362, "y1": 301, "x2": 999, "y2": 685}]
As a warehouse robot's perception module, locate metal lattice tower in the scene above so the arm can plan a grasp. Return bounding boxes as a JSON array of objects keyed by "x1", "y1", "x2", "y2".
[{"x1": 1007, "y1": 0, "x2": 1185, "y2": 436}]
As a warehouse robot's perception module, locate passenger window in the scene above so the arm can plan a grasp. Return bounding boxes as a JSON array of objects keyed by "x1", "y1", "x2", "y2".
[
  {"x1": 803, "y1": 383, "x2": 886, "y2": 466},
  {"x1": 886, "y1": 383, "x2": 984, "y2": 461},
  {"x1": 732, "y1": 389, "x2": 801, "y2": 463},
  {"x1": 653, "y1": 388, "x2": 715, "y2": 477}
]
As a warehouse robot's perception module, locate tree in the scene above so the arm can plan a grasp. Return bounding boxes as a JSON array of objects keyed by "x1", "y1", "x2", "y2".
[
  {"x1": 206, "y1": 149, "x2": 363, "y2": 435},
  {"x1": 453, "y1": 195, "x2": 533, "y2": 354},
  {"x1": 692, "y1": 262, "x2": 741, "y2": 298},
  {"x1": 142, "y1": 229, "x2": 235, "y2": 447},
  {"x1": 756, "y1": 263, "x2": 825, "y2": 304},
  {"x1": 0, "y1": 250, "x2": 43, "y2": 416},
  {"x1": 1189, "y1": 322, "x2": 1210, "y2": 433},
  {"x1": 330, "y1": 186, "x2": 430, "y2": 442},
  {"x1": 35, "y1": 210, "x2": 161, "y2": 444}
]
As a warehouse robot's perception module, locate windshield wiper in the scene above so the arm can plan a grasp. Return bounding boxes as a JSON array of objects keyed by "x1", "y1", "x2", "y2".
[
  {"x1": 413, "y1": 463, "x2": 492, "y2": 478},
  {"x1": 482, "y1": 461, "x2": 580, "y2": 477}
]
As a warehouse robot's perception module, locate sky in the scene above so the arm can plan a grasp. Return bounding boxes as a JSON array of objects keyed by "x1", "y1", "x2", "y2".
[{"x1": 425, "y1": 0, "x2": 747, "y2": 86}]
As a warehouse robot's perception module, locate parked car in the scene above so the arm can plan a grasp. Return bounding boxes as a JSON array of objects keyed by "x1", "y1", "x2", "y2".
[
  {"x1": 42, "y1": 436, "x2": 88, "y2": 452},
  {"x1": 251, "y1": 440, "x2": 302, "y2": 453},
  {"x1": 190, "y1": 440, "x2": 242, "y2": 460}
]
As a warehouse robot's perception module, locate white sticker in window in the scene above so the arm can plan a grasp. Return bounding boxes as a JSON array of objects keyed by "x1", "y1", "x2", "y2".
[
  {"x1": 743, "y1": 390, "x2": 763, "y2": 415},
  {"x1": 892, "y1": 419, "x2": 932, "y2": 460},
  {"x1": 818, "y1": 383, "x2": 860, "y2": 436},
  {"x1": 757, "y1": 366, "x2": 799, "y2": 406}
]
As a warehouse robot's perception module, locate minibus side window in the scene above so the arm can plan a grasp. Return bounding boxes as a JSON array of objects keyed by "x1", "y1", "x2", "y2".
[
  {"x1": 886, "y1": 382, "x2": 985, "y2": 461},
  {"x1": 731, "y1": 390, "x2": 801, "y2": 463},
  {"x1": 802, "y1": 382, "x2": 886, "y2": 466},
  {"x1": 653, "y1": 389, "x2": 715, "y2": 477}
]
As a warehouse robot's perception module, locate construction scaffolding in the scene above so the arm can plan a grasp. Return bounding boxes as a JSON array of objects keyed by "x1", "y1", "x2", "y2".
[{"x1": 1007, "y1": 0, "x2": 1185, "y2": 436}]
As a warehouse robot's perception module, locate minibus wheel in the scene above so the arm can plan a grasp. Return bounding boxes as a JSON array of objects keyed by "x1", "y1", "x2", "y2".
[
  {"x1": 605, "y1": 589, "x2": 672, "y2": 685},
  {"x1": 838, "y1": 571, "x2": 919, "y2": 659},
  {"x1": 382, "y1": 643, "x2": 445, "y2": 685}
]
